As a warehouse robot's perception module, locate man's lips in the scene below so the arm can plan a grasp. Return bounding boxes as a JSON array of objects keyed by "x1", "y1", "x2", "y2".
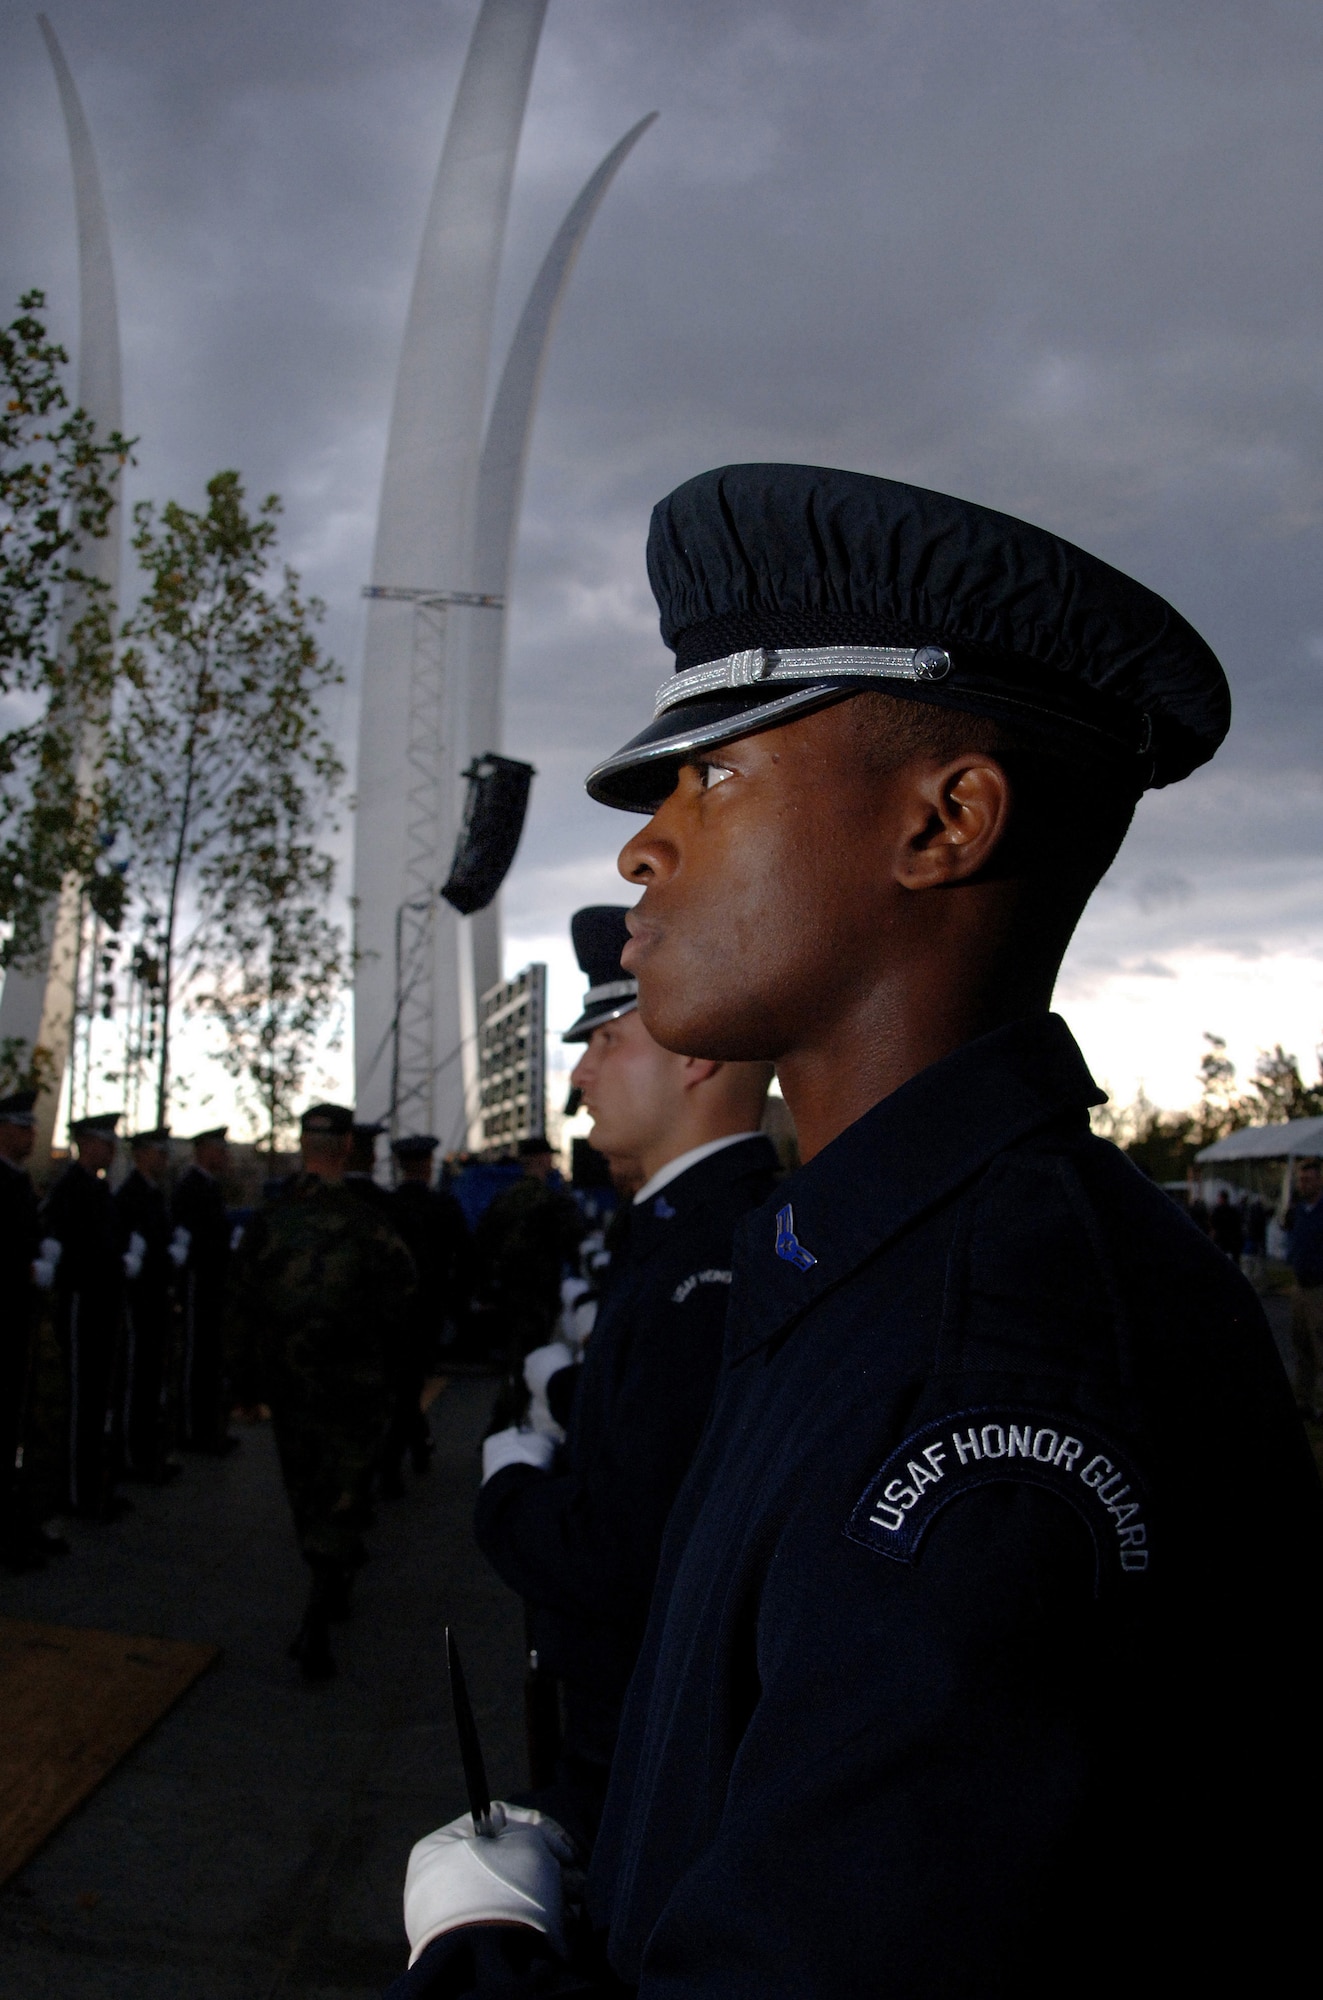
[{"x1": 621, "y1": 913, "x2": 660, "y2": 972}]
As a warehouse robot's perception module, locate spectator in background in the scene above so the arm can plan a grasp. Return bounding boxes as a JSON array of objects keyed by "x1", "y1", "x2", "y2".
[
  {"x1": 1242, "y1": 1196, "x2": 1269, "y2": 1289},
  {"x1": 1209, "y1": 1189, "x2": 1244, "y2": 1261},
  {"x1": 1285, "y1": 1157, "x2": 1323, "y2": 1417}
]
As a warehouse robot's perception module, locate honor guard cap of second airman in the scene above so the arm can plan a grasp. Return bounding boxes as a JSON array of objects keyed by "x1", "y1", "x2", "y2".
[
  {"x1": 392, "y1": 1133, "x2": 439, "y2": 1160},
  {"x1": 0, "y1": 1088, "x2": 38, "y2": 1126},
  {"x1": 190, "y1": 1124, "x2": 228, "y2": 1145},
  {"x1": 562, "y1": 906, "x2": 639, "y2": 1042},
  {"x1": 586, "y1": 463, "x2": 1232, "y2": 812},
  {"x1": 70, "y1": 1110, "x2": 120, "y2": 1138},
  {"x1": 130, "y1": 1126, "x2": 171, "y2": 1148},
  {"x1": 301, "y1": 1102, "x2": 354, "y2": 1137}
]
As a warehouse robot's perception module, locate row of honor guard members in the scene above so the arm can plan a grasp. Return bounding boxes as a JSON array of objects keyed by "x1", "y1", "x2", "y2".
[
  {"x1": 1, "y1": 1097, "x2": 470, "y2": 1583},
  {"x1": 392, "y1": 462, "x2": 1323, "y2": 1996},
  {"x1": 0, "y1": 1108, "x2": 241, "y2": 1557},
  {"x1": 474, "y1": 905, "x2": 779, "y2": 1854}
]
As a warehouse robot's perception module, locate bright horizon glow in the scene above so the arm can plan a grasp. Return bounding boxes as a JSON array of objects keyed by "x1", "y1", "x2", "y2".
[{"x1": 52, "y1": 917, "x2": 1322, "y2": 1150}]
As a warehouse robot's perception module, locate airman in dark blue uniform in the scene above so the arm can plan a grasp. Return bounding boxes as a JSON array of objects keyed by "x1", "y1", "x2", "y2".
[
  {"x1": 0, "y1": 1089, "x2": 50, "y2": 1567},
  {"x1": 391, "y1": 465, "x2": 1323, "y2": 1997},
  {"x1": 113, "y1": 1126, "x2": 179, "y2": 1482},
  {"x1": 172, "y1": 1124, "x2": 238, "y2": 1454},
  {"x1": 474, "y1": 906, "x2": 778, "y2": 1851},
  {"x1": 40, "y1": 1110, "x2": 124, "y2": 1519}
]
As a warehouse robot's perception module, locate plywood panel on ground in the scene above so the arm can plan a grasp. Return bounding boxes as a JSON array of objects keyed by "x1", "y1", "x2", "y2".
[{"x1": 0, "y1": 1618, "x2": 218, "y2": 1884}]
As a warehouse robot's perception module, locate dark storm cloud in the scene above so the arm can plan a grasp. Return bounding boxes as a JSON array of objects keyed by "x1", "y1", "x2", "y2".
[{"x1": 2, "y1": 0, "x2": 1321, "y2": 983}]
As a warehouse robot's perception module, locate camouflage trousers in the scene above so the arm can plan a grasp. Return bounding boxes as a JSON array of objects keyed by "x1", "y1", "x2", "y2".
[{"x1": 268, "y1": 1384, "x2": 389, "y2": 1567}]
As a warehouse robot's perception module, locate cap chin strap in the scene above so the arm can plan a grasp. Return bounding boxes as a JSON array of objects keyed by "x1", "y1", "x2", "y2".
[{"x1": 654, "y1": 643, "x2": 951, "y2": 716}]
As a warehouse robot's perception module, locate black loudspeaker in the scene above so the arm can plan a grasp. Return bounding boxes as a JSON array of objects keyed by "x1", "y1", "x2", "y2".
[{"x1": 441, "y1": 754, "x2": 536, "y2": 915}]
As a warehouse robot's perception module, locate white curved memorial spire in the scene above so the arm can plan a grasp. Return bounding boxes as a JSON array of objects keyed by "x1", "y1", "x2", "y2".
[
  {"x1": 0, "y1": 17, "x2": 124, "y2": 1159},
  {"x1": 465, "y1": 112, "x2": 658, "y2": 1004},
  {"x1": 353, "y1": 0, "x2": 549, "y2": 1142}
]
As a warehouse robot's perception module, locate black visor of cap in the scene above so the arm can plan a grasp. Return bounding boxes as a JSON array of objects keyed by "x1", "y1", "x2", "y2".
[{"x1": 585, "y1": 465, "x2": 1230, "y2": 813}]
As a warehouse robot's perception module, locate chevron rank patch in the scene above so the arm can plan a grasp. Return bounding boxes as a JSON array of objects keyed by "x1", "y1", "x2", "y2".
[{"x1": 846, "y1": 1409, "x2": 1149, "y2": 1585}]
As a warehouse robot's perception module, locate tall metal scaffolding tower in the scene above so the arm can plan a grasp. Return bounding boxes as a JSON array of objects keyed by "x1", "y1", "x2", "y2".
[{"x1": 366, "y1": 585, "x2": 502, "y2": 1142}]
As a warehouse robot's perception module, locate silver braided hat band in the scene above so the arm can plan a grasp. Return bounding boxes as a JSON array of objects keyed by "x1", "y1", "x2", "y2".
[
  {"x1": 583, "y1": 978, "x2": 638, "y2": 1005},
  {"x1": 653, "y1": 643, "x2": 952, "y2": 717}
]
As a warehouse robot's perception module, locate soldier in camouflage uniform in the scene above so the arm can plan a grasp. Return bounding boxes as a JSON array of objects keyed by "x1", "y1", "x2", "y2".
[{"x1": 227, "y1": 1102, "x2": 416, "y2": 1680}]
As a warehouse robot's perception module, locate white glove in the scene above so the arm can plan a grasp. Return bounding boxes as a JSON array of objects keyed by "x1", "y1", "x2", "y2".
[
  {"x1": 32, "y1": 1236, "x2": 62, "y2": 1289},
  {"x1": 122, "y1": 1230, "x2": 147, "y2": 1280},
  {"x1": 557, "y1": 1280, "x2": 597, "y2": 1351},
  {"x1": 404, "y1": 1803, "x2": 574, "y2": 1965},
  {"x1": 522, "y1": 1343, "x2": 574, "y2": 1441},
  {"x1": 229, "y1": 1222, "x2": 245, "y2": 1253},
  {"x1": 167, "y1": 1225, "x2": 191, "y2": 1269},
  {"x1": 523, "y1": 1342, "x2": 574, "y2": 1398},
  {"x1": 481, "y1": 1425, "x2": 555, "y2": 1484}
]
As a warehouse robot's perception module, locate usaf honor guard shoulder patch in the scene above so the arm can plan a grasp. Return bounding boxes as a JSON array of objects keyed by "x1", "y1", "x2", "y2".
[{"x1": 846, "y1": 1409, "x2": 1149, "y2": 1588}]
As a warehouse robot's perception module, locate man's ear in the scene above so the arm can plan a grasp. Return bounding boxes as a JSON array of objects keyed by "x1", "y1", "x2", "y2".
[
  {"x1": 681, "y1": 1056, "x2": 722, "y2": 1091},
  {"x1": 895, "y1": 755, "x2": 1012, "y2": 890}
]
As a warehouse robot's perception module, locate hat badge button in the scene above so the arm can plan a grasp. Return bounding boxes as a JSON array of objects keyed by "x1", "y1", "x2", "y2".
[{"x1": 912, "y1": 645, "x2": 952, "y2": 681}]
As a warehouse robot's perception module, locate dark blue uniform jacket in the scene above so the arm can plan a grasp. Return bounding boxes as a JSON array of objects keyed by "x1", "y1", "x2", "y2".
[
  {"x1": 474, "y1": 1136, "x2": 780, "y2": 1840},
  {"x1": 397, "y1": 1016, "x2": 1323, "y2": 1999}
]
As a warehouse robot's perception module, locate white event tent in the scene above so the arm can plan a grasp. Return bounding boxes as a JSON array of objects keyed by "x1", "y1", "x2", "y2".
[{"x1": 1195, "y1": 1117, "x2": 1323, "y2": 1166}]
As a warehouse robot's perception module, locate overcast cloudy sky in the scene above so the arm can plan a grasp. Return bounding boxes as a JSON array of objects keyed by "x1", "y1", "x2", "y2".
[{"x1": 3, "y1": 0, "x2": 1321, "y2": 1125}]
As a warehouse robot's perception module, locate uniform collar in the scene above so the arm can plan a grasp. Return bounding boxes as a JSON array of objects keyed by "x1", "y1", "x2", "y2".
[
  {"x1": 633, "y1": 1131, "x2": 767, "y2": 1206},
  {"x1": 632, "y1": 1132, "x2": 779, "y2": 1234},
  {"x1": 725, "y1": 1012, "x2": 1103, "y2": 1362}
]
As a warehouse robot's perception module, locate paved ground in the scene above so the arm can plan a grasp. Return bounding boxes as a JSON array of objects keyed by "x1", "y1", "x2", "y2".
[{"x1": 0, "y1": 1377, "x2": 523, "y2": 1999}]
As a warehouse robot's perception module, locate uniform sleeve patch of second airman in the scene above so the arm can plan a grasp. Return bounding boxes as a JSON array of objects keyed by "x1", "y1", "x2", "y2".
[
  {"x1": 671, "y1": 1269, "x2": 733, "y2": 1305},
  {"x1": 845, "y1": 1408, "x2": 1149, "y2": 1587}
]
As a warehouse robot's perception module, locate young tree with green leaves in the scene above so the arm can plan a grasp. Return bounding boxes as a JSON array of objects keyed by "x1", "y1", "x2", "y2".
[
  {"x1": 195, "y1": 809, "x2": 345, "y2": 1157},
  {"x1": 0, "y1": 289, "x2": 131, "y2": 968},
  {"x1": 113, "y1": 470, "x2": 345, "y2": 1127}
]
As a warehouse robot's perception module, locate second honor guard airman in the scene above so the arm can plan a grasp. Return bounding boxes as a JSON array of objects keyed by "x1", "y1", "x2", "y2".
[
  {"x1": 474, "y1": 906, "x2": 779, "y2": 1851},
  {"x1": 393, "y1": 465, "x2": 1323, "y2": 1997},
  {"x1": 228, "y1": 1102, "x2": 416, "y2": 1680}
]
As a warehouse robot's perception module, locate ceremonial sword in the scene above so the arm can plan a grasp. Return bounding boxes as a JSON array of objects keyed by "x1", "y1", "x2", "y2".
[{"x1": 445, "y1": 1627, "x2": 499, "y2": 1838}]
